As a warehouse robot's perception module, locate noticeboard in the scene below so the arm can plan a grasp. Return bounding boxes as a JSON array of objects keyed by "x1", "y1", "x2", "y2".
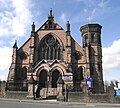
[
  {"x1": 115, "y1": 90, "x2": 120, "y2": 96},
  {"x1": 64, "y1": 76, "x2": 72, "y2": 81},
  {"x1": 86, "y1": 76, "x2": 93, "y2": 88}
]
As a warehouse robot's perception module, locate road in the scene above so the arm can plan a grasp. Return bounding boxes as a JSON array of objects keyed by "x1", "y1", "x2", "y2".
[{"x1": 0, "y1": 100, "x2": 120, "y2": 108}]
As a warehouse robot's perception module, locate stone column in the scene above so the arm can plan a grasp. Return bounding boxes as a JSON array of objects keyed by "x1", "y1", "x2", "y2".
[
  {"x1": 81, "y1": 81, "x2": 88, "y2": 95},
  {"x1": 47, "y1": 72, "x2": 52, "y2": 88},
  {"x1": 57, "y1": 74, "x2": 64, "y2": 101},
  {"x1": 0, "y1": 81, "x2": 6, "y2": 97},
  {"x1": 27, "y1": 74, "x2": 35, "y2": 99}
]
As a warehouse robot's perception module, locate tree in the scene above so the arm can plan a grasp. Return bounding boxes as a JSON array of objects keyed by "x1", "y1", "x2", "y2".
[
  {"x1": 110, "y1": 80, "x2": 119, "y2": 88},
  {"x1": 115, "y1": 80, "x2": 119, "y2": 88},
  {"x1": 110, "y1": 81, "x2": 115, "y2": 87}
]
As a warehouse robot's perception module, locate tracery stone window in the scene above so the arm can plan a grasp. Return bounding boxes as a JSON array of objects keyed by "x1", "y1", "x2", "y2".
[{"x1": 38, "y1": 34, "x2": 63, "y2": 61}]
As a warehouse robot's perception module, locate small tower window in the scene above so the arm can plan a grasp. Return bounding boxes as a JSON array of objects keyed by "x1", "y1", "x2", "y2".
[
  {"x1": 98, "y1": 35, "x2": 101, "y2": 45},
  {"x1": 85, "y1": 34, "x2": 89, "y2": 46},
  {"x1": 91, "y1": 33, "x2": 95, "y2": 43},
  {"x1": 98, "y1": 63, "x2": 101, "y2": 71}
]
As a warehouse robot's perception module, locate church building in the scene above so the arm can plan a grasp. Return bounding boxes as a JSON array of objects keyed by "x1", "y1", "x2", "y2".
[{"x1": 7, "y1": 9, "x2": 104, "y2": 98}]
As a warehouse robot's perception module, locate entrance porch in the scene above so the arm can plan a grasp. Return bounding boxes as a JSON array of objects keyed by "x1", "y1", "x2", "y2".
[{"x1": 35, "y1": 69, "x2": 62, "y2": 99}]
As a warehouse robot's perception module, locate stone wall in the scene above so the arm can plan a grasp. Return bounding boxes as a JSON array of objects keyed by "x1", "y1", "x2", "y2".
[
  {"x1": 68, "y1": 92, "x2": 120, "y2": 104},
  {"x1": 4, "y1": 91, "x2": 27, "y2": 99},
  {"x1": 0, "y1": 81, "x2": 120, "y2": 103},
  {"x1": 67, "y1": 84, "x2": 120, "y2": 103},
  {"x1": 0, "y1": 81, "x2": 27, "y2": 99},
  {"x1": 0, "y1": 81, "x2": 6, "y2": 97}
]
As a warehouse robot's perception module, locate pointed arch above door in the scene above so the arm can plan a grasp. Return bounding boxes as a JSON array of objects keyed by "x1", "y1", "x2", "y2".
[{"x1": 39, "y1": 69, "x2": 47, "y2": 88}]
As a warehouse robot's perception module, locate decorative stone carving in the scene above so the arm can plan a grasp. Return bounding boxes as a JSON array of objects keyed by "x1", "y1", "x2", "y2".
[
  {"x1": 46, "y1": 36, "x2": 56, "y2": 45},
  {"x1": 19, "y1": 51, "x2": 27, "y2": 60},
  {"x1": 73, "y1": 51, "x2": 81, "y2": 60}
]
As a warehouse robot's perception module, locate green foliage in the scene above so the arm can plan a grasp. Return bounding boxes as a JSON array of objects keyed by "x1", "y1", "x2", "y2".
[
  {"x1": 115, "y1": 80, "x2": 119, "y2": 88},
  {"x1": 110, "y1": 80, "x2": 119, "y2": 88},
  {"x1": 110, "y1": 81, "x2": 115, "y2": 87}
]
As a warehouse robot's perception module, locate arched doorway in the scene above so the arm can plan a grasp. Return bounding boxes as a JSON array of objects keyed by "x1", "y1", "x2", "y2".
[
  {"x1": 39, "y1": 70, "x2": 47, "y2": 88},
  {"x1": 52, "y1": 70, "x2": 60, "y2": 88}
]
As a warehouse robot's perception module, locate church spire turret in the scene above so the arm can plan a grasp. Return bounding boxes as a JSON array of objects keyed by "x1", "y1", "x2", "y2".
[
  {"x1": 66, "y1": 21, "x2": 71, "y2": 36},
  {"x1": 31, "y1": 22, "x2": 35, "y2": 33},
  {"x1": 48, "y1": 8, "x2": 54, "y2": 20},
  {"x1": 30, "y1": 22, "x2": 35, "y2": 66},
  {"x1": 12, "y1": 40, "x2": 18, "y2": 64},
  {"x1": 66, "y1": 21, "x2": 72, "y2": 65},
  {"x1": 13, "y1": 40, "x2": 18, "y2": 49}
]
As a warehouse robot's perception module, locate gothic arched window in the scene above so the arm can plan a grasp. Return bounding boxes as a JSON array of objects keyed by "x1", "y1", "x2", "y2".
[{"x1": 38, "y1": 34, "x2": 63, "y2": 61}]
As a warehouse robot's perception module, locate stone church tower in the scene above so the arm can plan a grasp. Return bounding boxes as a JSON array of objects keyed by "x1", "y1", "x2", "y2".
[
  {"x1": 80, "y1": 24, "x2": 104, "y2": 93},
  {"x1": 7, "y1": 9, "x2": 104, "y2": 98}
]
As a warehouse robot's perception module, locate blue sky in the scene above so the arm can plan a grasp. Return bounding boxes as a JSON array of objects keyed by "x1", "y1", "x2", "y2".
[{"x1": 0, "y1": 0, "x2": 120, "y2": 84}]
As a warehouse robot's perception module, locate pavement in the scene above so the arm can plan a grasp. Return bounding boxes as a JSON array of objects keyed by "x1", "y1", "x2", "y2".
[{"x1": 0, "y1": 98, "x2": 120, "y2": 107}]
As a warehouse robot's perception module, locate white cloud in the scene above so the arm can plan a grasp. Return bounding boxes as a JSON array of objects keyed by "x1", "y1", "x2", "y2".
[
  {"x1": 0, "y1": 47, "x2": 12, "y2": 81},
  {"x1": 103, "y1": 39, "x2": 120, "y2": 73},
  {"x1": 0, "y1": 0, "x2": 32, "y2": 37},
  {"x1": 0, "y1": 0, "x2": 33, "y2": 81},
  {"x1": 98, "y1": 0, "x2": 110, "y2": 8},
  {"x1": 58, "y1": 12, "x2": 68, "y2": 29},
  {"x1": 75, "y1": 0, "x2": 109, "y2": 7},
  {"x1": 0, "y1": 75, "x2": 6, "y2": 81},
  {"x1": 72, "y1": 0, "x2": 111, "y2": 23},
  {"x1": 53, "y1": 0, "x2": 56, "y2": 5},
  {"x1": 0, "y1": 40, "x2": 4, "y2": 46},
  {"x1": 91, "y1": 0, "x2": 110, "y2": 17},
  {"x1": 59, "y1": 13, "x2": 67, "y2": 24},
  {"x1": 75, "y1": 0, "x2": 97, "y2": 7}
]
